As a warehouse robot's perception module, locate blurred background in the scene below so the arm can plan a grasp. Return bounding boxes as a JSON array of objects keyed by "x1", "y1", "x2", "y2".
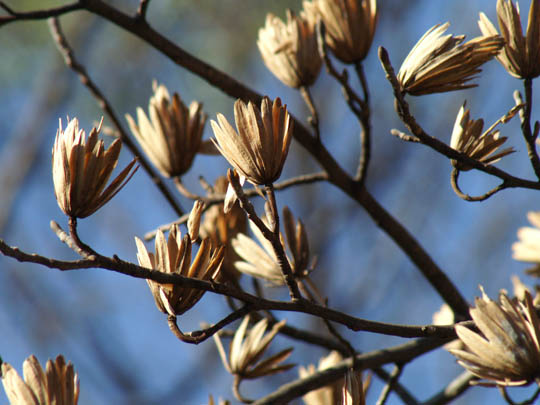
[{"x1": 1, "y1": 0, "x2": 540, "y2": 403}]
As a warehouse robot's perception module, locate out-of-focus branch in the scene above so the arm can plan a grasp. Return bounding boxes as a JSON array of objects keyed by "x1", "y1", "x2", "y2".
[
  {"x1": 252, "y1": 337, "x2": 453, "y2": 405},
  {"x1": 376, "y1": 363, "x2": 404, "y2": 405},
  {"x1": 422, "y1": 371, "x2": 476, "y2": 405},
  {"x1": 48, "y1": 17, "x2": 184, "y2": 217},
  {"x1": 0, "y1": 1, "x2": 82, "y2": 25}
]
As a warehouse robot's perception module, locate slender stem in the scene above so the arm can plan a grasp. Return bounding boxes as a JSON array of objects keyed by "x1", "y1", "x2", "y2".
[
  {"x1": 376, "y1": 363, "x2": 404, "y2": 405},
  {"x1": 264, "y1": 184, "x2": 303, "y2": 301},
  {"x1": 48, "y1": 17, "x2": 185, "y2": 217},
  {"x1": 521, "y1": 78, "x2": 540, "y2": 179},
  {"x1": 422, "y1": 371, "x2": 476, "y2": 405},
  {"x1": 300, "y1": 85, "x2": 320, "y2": 140},
  {"x1": 0, "y1": 234, "x2": 464, "y2": 340},
  {"x1": 450, "y1": 169, "x2": 508, "y2": 202},
  {"x1": 498, "y1": 385, "x2": 540, "y2": 405},
  {"x1": 173, "y1": 176, "x2": 201, "y2": 200},
  {"x1": 166, "y1": 307, "x2": 251, "y2": 345},
  {"x1": 233, "y1": 376, "x2": 254, "y2": 404},
  {"x1": 68, "y1": 217, "x2": 98, "y2": 257},
  {"x1": 353, "y1": 62, "x2": 372, "y2": 185},
  {"x1": 135, "y1": 0, "x2": 151, "y2": 21}
]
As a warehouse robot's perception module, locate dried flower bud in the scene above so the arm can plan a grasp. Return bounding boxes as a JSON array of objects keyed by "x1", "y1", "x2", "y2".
[
  {"x1": 479, "y1": 0, "x2": 540, "y2": 79},
  {"x1": 187, "y1": 200, "x2": 205, "y2": 241},
  {"x1": 513, "y1": 211, "x2": 540, "y2": 276},
  {"x1": 342, "y1": 369, "x2": 367, "y2": 405},
  {"x1": 135, "y1": 224, "x2": 224, "y2": 316},
  {"x1": 52, "y1": 117, "x2": 138, "y2": 218},
  {"x1": 258, "y1": 9, "x2": 322, "y2": 88},
  {"x1": 232, "y1": 212, "x2": 312, "y2": 286},
  {"x1": 199, "y1": 177, "x2": 247, "y2": 282},
  {"x1": 213, "y1": 316, "x2": 293, "y2": 379},
  {"x1": 450, "y1": 289, "x2": 540, "y2": 386},
  {"x1": 126, "y1": 82, "x2": 207, "y2": 177},
  {"x1": 299, "y1": 351, "x2": 343, "y2": 405},
  {"x1": 1, "y1": 355, "x2": 79, "y2": 405},
  {"x1": 304, "y1": 0, "x2": 378, "y2": 64},
  {"x1": 211, "y1": 97, "x2": 293, "y2": 186},
  {"x1": 397, "y1": 23, "x2": 503, "y2": 95},
  {"x1": 450, "y1": 102, "x2": 515, "y2": 171},
  {"x1": 282, "y1": 206, "x2": 311, "y2": 276}
]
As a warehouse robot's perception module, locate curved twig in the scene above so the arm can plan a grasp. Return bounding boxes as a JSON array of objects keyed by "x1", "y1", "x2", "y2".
[
  {"x1": 450, "y1": 169, "x2": 508, "y2": 202},
  {"x1": 167, "y1": 306, "x2": 251, "y2": 345}
]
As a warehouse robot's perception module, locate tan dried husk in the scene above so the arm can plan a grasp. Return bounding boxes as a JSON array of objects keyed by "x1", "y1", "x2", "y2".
[
  {"x1": 1, "y1": 355, "x2": 79, "y2": 405},
  {"x1": 304, "y1": 0, "x2": 378, "y2": 64},
  {"x1": 52, "y1": 118, "x2": 138, "y2": 218},
  {"x1": 397, "y1": 23, "x2": 503, "y2": 95},
  {"x1": 479, "y1": 0, "x2": 540, "y2": 78},
  {"x1": 450, "y1": 102, "x2": 517, "y2": 171},
  {"x1": 211, "y1": 96, "x2": 293, "y2": 186},
  {"x1": 258, "y1": 9, "x2": 322, "y2": 88},
  {"x1": 136, "y1": 214, "x2": 224, "y2": 316},
  {"x1": 199, "y1": 177, "x2": 247, "y2": 283},
  {"x1": 213, "y1": 316, "x2": 294, "y2": 379},
  {"x1": 126, "y1": 82, "x2": 208, "y2": 177},
  {"x1": 450, "y1": 290, "x2": 540, "y2": 386}
]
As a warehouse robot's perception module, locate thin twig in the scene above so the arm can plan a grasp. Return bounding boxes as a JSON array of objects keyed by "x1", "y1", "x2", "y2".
[
  {"x1": 450, "y1": 168, "x2": 508, "y2": 202},
  {"x1": 0, "y1": 1, "x2": 83, "y2": 25},
  {"x1": 498, "y1": 385, "x2": 540, "y2": 405},
  {"x1": 520, "y1": 78, "x2": 540, "y2": 179},
  {"x1": 378, "y1": 46, "x2": 540, "y2": 193},
  {"x1": 144, "y1": 172, "x2": 328, "y2": 240},
  {"x1": 0, "y1": 236, "x2": 465, "y2": 339},
  {"x1": 48, "y1": 17, "x2": 184, "y2": 217},
  {"x1": 300, "y1": 85, "x2": 320, "y2": 140},
  {"x1": 166, "y1": 306, "x2": 251, "y2": 345},
  {"x1": 376, "y1": 363, "x2": 404, "y2": 405},
  {"x1": 252, "y1": 337, "x2": 453, "y2": 405},
  {"x1": 422, "y1": 371, "x2": 476, "y2": 405},
  {"x1": 233, "y1": 375, "x2": 254, "y2": 404},
  {"x1": 135, "y1": 0, "x2": 151, "y2": 21}
]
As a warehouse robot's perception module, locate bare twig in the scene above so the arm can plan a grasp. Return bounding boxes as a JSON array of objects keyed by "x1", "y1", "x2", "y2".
[
  {"x1": 520, "y1": 79, "x2": 540, "y2": 179},
  {"x1": 135, "y1": 0, "x2": 151, "y2": 21},
  {"x1": 450, "y1": 169, "x2": 508, "y2": 202},
  {"x1": 0, "y1": 236, "x2": 465, "y2": 339},
  {"x1": 300, "y1": 85, "x2": 320, "y2": 140},
  {"x1": 144, "y1": 172, "x2": 328, "y2": 240},
  {"x1": 0, "y1": 1, "x2": 83, "y2": 25},
  {"x1": 167, "y1": 306, "x2": 251, "y2": 345},
  {"x1": 422, "y1": 371, "x2": 476, "y2": 405},
  {"x1": 498, "y1": 385, "x2": 540, "y2": 405},
  {"x1": 48, "y1": 17, "x2": 184, "y2": 217},
  {"x1": 252, "y1": 337, "x2": 453, "y2": 405},
  {"x1": 376, "y1": 363, "x2": 404, "y2": 405},
  {"x1": 378, "y1": 46, "x2": 540, "y2": 192}
]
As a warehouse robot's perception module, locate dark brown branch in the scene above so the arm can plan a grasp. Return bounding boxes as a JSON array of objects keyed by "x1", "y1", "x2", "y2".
[
  {"x1": 3, "y1": 0, "x2": 470, "y2": 321},
  {"x1": 0, "y1": 1, "x2": 83, "y2": 25},
  {"x1": 450, "y1": 168, "x2": 508, "y2": 202},
  {"x1": 378, "y1": 46, "x2": 540, "y2": 192},
  {"x1": 0, "y1": 236, "x2": 464, "y2": 340},
  {"x1": 422, "y1": 371, "x2": 475, "y2": 405},
  {"x1": 48, "y1": 17, "x2": 184, "y2": 217},
  {"x1": 519, "y1": 79, "x2": 540, "y2": 179},
  {"x1": 252, "y1": 337, "x2": 453, "y2": 405}
]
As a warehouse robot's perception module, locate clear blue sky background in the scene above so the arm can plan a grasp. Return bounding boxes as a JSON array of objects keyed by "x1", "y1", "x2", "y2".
[{"x1": 1, "y1": 1, "x2": 540, "y2": 404}]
